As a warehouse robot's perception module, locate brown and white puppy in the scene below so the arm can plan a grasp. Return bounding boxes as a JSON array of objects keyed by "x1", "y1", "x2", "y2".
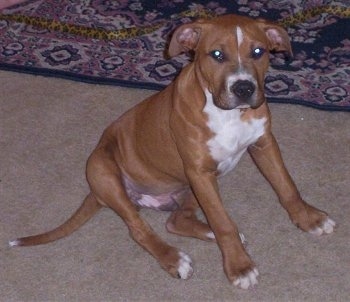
[{"x1": 10, "y1": 14, "x2": 335, "y2": 289}]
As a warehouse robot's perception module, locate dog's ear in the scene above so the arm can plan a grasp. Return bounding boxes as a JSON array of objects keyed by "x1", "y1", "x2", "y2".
[
  {"x1": 259, "y1": 21, "x2": 293, "y2": 58},
  {"x1": 168, "y1": 24, "x2": 202, "y2": 57}
]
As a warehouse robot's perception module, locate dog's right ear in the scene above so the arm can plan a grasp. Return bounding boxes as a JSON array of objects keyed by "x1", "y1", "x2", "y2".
[{"x1": 168, "y1": 24, "x2": 202, "y2": 57}]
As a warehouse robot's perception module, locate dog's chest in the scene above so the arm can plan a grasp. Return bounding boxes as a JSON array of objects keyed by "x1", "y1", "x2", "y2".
[{"x1": 203, "y1": 96, "x2": 266, "y2": 176}]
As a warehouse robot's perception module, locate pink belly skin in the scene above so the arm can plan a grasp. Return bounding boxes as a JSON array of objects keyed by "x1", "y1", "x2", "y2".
[{"x1": 122, "y1": 176, "x2": 188, "y2": 211}]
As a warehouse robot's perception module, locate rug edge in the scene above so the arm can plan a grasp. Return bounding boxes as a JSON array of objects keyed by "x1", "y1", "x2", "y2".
[{"x1": 1, "y1": 63, "x2": 349, "y2": 112}]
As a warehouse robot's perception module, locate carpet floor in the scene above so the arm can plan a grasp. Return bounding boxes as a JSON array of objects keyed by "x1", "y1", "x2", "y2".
[{"x1": 1, "y1": 70, "x2": 349, "y2": 301}]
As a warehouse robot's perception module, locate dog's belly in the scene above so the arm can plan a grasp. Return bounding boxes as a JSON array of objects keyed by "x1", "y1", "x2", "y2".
[
  {"x1": 122, "y1": 176, "x2": 187, "y2": 211},
  {"x1": 203, "y1": 90, "x2": 267, "y2": 175}
]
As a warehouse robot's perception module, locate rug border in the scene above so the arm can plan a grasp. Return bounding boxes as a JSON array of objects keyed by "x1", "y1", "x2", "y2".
[{"x1": 1, "y1": 63, "x2": 349, "y2": 112}]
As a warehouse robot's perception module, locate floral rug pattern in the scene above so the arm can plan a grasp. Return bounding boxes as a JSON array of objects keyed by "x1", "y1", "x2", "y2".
[{"x1": 0, "y1": 0, "x2": 349, "y2": 111}]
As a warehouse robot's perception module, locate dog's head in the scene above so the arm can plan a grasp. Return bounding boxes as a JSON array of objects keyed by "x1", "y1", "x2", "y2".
[{"x1": 168, "y1": 14, "x2": 292, "y2": 110}]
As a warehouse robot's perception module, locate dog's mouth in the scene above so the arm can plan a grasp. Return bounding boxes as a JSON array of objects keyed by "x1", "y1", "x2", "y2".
[
  {"x1": 212, "y1": 93, "x2": 260, "y2": 110},
  {"x1": 236, "y1": 104, "x2": 251, "y2": 109}
]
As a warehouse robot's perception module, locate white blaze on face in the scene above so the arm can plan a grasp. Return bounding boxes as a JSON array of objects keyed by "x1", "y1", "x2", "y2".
[
  {"x1": 236, "y1": 26, "x2": 244, "y2": 65},
  {"x1": 236, "y1": 26, "x2": 244, "y2": 46}
]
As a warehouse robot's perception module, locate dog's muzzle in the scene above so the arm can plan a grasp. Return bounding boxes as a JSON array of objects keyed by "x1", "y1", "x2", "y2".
[
  {"x1": 228, "y1": 79, "x2": 260, "y2": 109},
  {"x1": 213, "y1": 77, "x2": 259, "y2": 110},
  {"x1": 231, "y1": 80, "x2": 255, "y2": 100}
]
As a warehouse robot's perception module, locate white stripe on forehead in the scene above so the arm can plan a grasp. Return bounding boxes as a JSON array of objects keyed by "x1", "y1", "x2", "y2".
[
  {"x1": 236, "y1": 26, "x2": 244, "y2": 47},
  {"x1": 236, "y1": 26, "x2": 244, "y2": 65}
]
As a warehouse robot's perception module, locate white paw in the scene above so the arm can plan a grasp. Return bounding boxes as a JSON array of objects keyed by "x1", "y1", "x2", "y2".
[
  {"x1": 309, "y1": 217, "x2": 336, "y2": 236},
  {"x1": 206, "y1": 231, "x2": 215, "y2": 240},
  {"x1": 206, "y1": 232, "x2": 247, "y2": 244},
  {"x1": 233, "y1": 268, "x2": 259, "y2": 289},
  {"x1": 177, "y1": 251, "x2": 193, "y2": 279}
]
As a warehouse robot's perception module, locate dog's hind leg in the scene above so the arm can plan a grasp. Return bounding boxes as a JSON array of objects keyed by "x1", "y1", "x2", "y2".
[
  {"x1": 86, "y1": 149, "x2": 193, "y2": 280},
  {"x1": 9, "y1": 192, "x2": 102, "y2": 247},
  {"x1": 166, "y1": 191, "x2": 216, "y2": 242},
  {"x1": 166, "y1": 192, "x2": 247, "y2": 245}
]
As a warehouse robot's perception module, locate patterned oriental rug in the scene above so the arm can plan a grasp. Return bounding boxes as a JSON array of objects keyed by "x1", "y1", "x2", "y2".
[{"x1": 0, "y1": 0, "x2": 349, "y2": 111}]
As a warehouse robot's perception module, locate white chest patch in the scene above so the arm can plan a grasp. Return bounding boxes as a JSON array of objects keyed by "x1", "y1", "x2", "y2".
[{"x1": 203, "y1": 90, "x2": 267, "y2": 175}]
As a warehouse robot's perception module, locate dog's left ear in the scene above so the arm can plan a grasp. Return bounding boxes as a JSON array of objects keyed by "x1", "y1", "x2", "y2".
[
  {"x1": 168, "y1": 24, "x2": 202, "y2": 57},
  {"x1": 259, "y1": 21, "x2": 293, "y2": 57}
]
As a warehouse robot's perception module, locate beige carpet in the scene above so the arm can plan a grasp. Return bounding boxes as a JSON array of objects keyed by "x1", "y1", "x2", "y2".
[{"x1": 1, "y1": 70, "x2": 349, "y2": 301}]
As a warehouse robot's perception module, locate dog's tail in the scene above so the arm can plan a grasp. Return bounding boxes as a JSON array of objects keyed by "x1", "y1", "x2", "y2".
[{"x1": 9, "y1": 193, "x2": 102, "y2": 247}]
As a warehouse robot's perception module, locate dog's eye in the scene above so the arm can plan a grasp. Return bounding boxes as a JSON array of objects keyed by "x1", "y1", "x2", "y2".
[
  {"x1": 251, "y1": 47, "x2": 265, "y2": 59},
  {"x1": 210, "y1": 50, "x2": 225, "y2": 62}
]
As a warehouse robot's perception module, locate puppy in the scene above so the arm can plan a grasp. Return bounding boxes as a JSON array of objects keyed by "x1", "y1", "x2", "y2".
[{"x1": 10, "y1": 14, "x2": 335, "y2": 289}]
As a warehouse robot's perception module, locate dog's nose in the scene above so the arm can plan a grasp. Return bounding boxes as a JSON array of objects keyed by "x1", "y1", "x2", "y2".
[{"x1": 231, "y1": 80, "x2": 255, "y2": 100}]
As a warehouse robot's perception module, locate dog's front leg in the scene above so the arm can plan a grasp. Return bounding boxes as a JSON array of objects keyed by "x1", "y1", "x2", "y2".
[
  {"x1": 186, "y1": 169, "x2": 259, "y2": 289},
  {"x1": 248, "y1": 133, "x2": 335, "y2": 235}
]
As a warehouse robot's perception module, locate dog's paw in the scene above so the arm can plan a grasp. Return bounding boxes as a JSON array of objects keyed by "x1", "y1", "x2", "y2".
[
  {"x1": 290, "y1": 203, "x2": 336, "y2": 236},
  {"x1": 233, "y1": 268, "x2": 259, "y2": 289},
  {"x1": 177, "y1": 251, "x2": 193, "y2": 279},
  {"x1": 205, "y1": 231, "x2": 215, "y2": 240},
  {"x1": 308, "y1": 217, "x2": 336, "y2": 236},
  {"x1": 206, "y1": 232, "x2": 247, "y2": 245}
]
